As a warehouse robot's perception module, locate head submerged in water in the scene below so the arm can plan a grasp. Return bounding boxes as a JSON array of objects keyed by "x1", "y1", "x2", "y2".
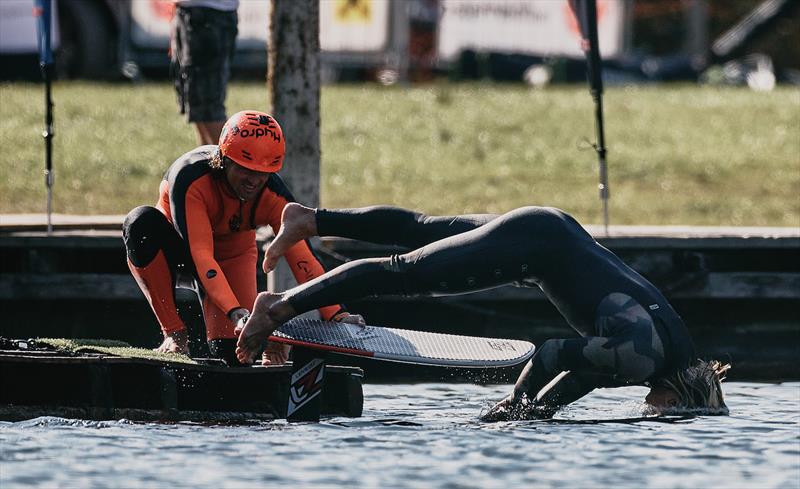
[{"x1": 654, "y1": 360, "x2": 732, "y2": 414}]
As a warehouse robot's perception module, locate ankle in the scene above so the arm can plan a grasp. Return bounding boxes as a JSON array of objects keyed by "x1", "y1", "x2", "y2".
[
  {"x1": 295, "y1": 205, "x2": 318, "y2": 237},
  {"x1": 306, "y1": 208, "x2": 319, "y2": 236},
  {"x1": 285, "y1": 203, "x2": 318, "y2": 236},
  {"x1": 268, "y1": 299, "x2": 296, "y2": 323}
]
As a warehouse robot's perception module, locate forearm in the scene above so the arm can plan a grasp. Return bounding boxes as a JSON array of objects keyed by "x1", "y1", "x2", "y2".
[
  {"x1": 526, "y1": 371, "x2": 598, "y2": 415},
  {"x1": 195, "y1": 259, "x2": 243, "y2": 315}
]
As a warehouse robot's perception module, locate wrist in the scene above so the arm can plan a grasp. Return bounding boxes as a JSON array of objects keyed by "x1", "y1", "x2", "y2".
[
  {"x1": 163, "y1": 326, "x2": 188, "y2": 337},
  {"x1": 227, "y1": 307, "x2": 249, "y2": 319}
]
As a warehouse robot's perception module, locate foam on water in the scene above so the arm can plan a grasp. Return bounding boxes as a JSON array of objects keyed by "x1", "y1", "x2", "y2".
[{"x1": 1, "y1": 382, "x2": 798, "y2": 488}]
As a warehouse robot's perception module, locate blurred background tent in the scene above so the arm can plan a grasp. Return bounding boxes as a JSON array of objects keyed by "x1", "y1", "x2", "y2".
[{"x1": 1, "y1": 0, "x2": 798, "y2": 86}]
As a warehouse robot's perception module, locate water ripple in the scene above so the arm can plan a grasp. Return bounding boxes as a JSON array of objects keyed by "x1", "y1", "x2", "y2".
[{"x1": 0, "y1": 382, "x2": 798, "y2": 488}]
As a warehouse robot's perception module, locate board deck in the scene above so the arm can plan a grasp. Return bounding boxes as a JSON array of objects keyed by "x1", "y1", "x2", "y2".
[{"x1": 271, "y1": 318, "x2": 535, "y2": 368}]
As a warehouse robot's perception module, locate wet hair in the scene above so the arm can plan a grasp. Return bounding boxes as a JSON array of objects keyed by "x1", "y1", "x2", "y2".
[
  {"x1": 658, "y1": 360, "x2": 731, "y2": 415},
  {"x1": 208, "y1": 148, "x2": 225, "y2": 170}
]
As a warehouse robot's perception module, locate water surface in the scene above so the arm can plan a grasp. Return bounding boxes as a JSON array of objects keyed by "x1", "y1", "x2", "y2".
[{"x1": 1, "y1": 382, "x2": 798, "y2": 488}]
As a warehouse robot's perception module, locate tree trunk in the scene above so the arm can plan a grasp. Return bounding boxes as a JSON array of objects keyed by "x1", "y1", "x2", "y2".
[
  {"x1": 267, "y1": 0, "x2": 321, "y2": 298},
  {"x1": 268, "y1": 0, "x2": 321, "y2": 207}
]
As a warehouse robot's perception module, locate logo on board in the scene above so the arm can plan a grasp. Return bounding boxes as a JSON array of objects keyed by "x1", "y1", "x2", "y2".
[
  {"x1": 487, "y1": 340, "x2": 517, "y2": 352},
  {"x1": 287, "y1": 358, "x2": 326, "y2": 417}
]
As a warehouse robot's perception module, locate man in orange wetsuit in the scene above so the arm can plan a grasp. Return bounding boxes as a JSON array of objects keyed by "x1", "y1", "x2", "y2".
[{"x1": 122, "y1": 110, "x2": 360, "y2": 365}]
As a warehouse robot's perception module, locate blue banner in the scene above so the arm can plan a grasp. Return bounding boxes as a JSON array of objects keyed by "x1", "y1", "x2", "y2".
[{"x1": 34, "y1": 0, "x2": 53, "y2": 65}]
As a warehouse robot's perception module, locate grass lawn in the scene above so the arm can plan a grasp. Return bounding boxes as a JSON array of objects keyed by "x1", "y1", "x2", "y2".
[{"x1": 1, "y1": 81, "x2": 798, "y2": 226}]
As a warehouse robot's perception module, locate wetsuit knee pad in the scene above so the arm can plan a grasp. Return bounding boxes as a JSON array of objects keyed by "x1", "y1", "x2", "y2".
[
  {"x1": 124, "y1": 206, "x2": 175, "y2": 267},
  {"x1": 124, "y1": 206, "x2": 189, "y2": 269}
]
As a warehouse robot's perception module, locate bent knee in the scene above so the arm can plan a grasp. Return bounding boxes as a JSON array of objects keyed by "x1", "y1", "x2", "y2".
[
  {"x1": 123, "y1": 206, "x2": 173, "y2": 266},
  {"x1": 123, "y1": 206, "x2": 166, "y2": 235}
]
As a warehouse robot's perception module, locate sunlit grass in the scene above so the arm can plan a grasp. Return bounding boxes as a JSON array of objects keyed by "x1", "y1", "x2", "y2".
[{"x1": 1, "y1": 81, "x2": 798, "y2": 226}]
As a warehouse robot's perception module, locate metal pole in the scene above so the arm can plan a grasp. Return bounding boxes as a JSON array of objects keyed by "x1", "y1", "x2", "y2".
[
  {"x1": 35, "y1": 0, "x2": 54, "y2": 235},
  {"x1": 584, "y1": 0, "x2": 609, "y2": 235},
  {"x1": 593, "y1": 91, "x2": 609, "y2": 235},
  {"x1": 570, "y1": 0, "x2": 610, "y2": 235},
  {"x1": 43, "y1": 63, "x2": 54, "y2": 235}
]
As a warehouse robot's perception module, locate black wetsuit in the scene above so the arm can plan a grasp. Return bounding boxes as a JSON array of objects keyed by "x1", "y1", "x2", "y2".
[{"x1": 283, "y1": 206, "x2": 696, "y2": 413}]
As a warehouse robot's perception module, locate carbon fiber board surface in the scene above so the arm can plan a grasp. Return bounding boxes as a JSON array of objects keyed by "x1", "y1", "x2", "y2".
[{"x1": 272, "y1": 318, "x2": 535, "y2": 367}]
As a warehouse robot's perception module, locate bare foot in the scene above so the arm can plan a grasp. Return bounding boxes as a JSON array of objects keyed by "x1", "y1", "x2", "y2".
[
  {"x1": 262, "y1": 203, "x2": 317, "y2": 273},
  {"x1": 235, "y1": 292, "x2": 297, "y2": 363},
  {"x1": 155, "y1": 329, "x2": 189, "y2": 355},
  {"x1": 261, "y1": 342, "x2": 292, "y2": 366},
  {"x1": 235, "y1": 292, "x2": 281, "y2": 363}
]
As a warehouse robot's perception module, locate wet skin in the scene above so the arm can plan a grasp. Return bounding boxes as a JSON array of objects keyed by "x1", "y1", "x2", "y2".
[
  {"x1": 262, "y1": 203, "x2": 317, "y2": 273},
  {"x1": 234, "y1": 292, "x2": 288, "y2": 364},
  {"x1": 645, "y1": 386, "x2": 681, "y2": 410}
]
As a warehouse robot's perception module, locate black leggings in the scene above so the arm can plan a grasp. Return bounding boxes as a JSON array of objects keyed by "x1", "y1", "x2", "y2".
[{"x1": 289, "y1": 206, "x2": 581, "y2": 308}]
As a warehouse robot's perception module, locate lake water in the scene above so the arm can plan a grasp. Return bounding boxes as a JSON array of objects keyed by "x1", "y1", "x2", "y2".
[{"x1": 1, "y1": 382, "x2": 798, "y2": 488}]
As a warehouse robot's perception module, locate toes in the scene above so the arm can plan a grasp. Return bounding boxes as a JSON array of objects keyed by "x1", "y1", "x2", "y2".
[{"x1": 236, "y1": 347, "x2": 253, "y2": 364}]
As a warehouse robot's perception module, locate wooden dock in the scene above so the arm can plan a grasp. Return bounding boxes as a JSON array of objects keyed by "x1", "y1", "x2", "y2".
[{"x1": 0, "y1": 344, "x2": 363, "y2": 422}]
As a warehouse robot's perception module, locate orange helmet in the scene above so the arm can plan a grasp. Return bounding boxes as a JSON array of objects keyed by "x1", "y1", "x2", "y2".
[{"x1": 218, "y1": 111, "x2": 285, "y2": 173}]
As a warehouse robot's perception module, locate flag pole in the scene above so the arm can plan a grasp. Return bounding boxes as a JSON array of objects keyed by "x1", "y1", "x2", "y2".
[
  {"x1": 569, "y1": 0, "x2": 610, "y2": 235},
  {"x1": 34, "y1": 0, "x2": 54, "y2": 235},
  {"x1": 44, "y1": 62, "x2": 54, "y2": 235}
]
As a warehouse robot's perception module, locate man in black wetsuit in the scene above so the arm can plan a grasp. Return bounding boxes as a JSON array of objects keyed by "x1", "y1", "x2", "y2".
[{"x1": 236, "y1": 204, "x2": 730, "y2": 417}]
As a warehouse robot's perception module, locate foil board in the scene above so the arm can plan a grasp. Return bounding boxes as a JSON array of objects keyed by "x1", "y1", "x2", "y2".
[{"x1": 271, "y1": 318, "x2": 535, "y2": 368}]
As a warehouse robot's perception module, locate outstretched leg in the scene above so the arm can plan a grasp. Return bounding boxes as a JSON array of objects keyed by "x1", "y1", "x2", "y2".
[
  {"x1": 315, "y1": 205, "x2": 499, "y2": 247},
  {"x1": 264, "y1": 203, "x2": 498, "y2": 273},
  {"x1": 287, "y1": 207, "x2": 563, "y2": 312},
  {"x1": 240, "y1": 207, "x2": 567, "y2": 362}
]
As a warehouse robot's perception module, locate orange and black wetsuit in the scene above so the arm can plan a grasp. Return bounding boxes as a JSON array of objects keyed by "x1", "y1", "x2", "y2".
[{"x1": 123, "y1": 145, "x2": 343, "y2": 361}]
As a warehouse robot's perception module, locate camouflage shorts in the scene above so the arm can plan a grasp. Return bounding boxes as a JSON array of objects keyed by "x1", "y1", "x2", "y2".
[{"x1": 171, "y1": 6, "x2": 238, "y2": 123}]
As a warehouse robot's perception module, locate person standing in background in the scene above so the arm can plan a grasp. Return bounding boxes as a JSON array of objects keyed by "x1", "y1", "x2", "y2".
[{"x1": 171, "y1": 0, "x2": 239, "y2": 145}]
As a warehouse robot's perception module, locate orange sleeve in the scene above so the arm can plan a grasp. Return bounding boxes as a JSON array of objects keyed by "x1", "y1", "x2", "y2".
[
  {"x1": 265, "y1": 198, "x2": 344, "y2": 321},
  {"x1": 184, "y1": 186, "x2": 241, "y2": 316},
  {"x1": 283, "y1": 241, "x2": 344, "y2": 320}
]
